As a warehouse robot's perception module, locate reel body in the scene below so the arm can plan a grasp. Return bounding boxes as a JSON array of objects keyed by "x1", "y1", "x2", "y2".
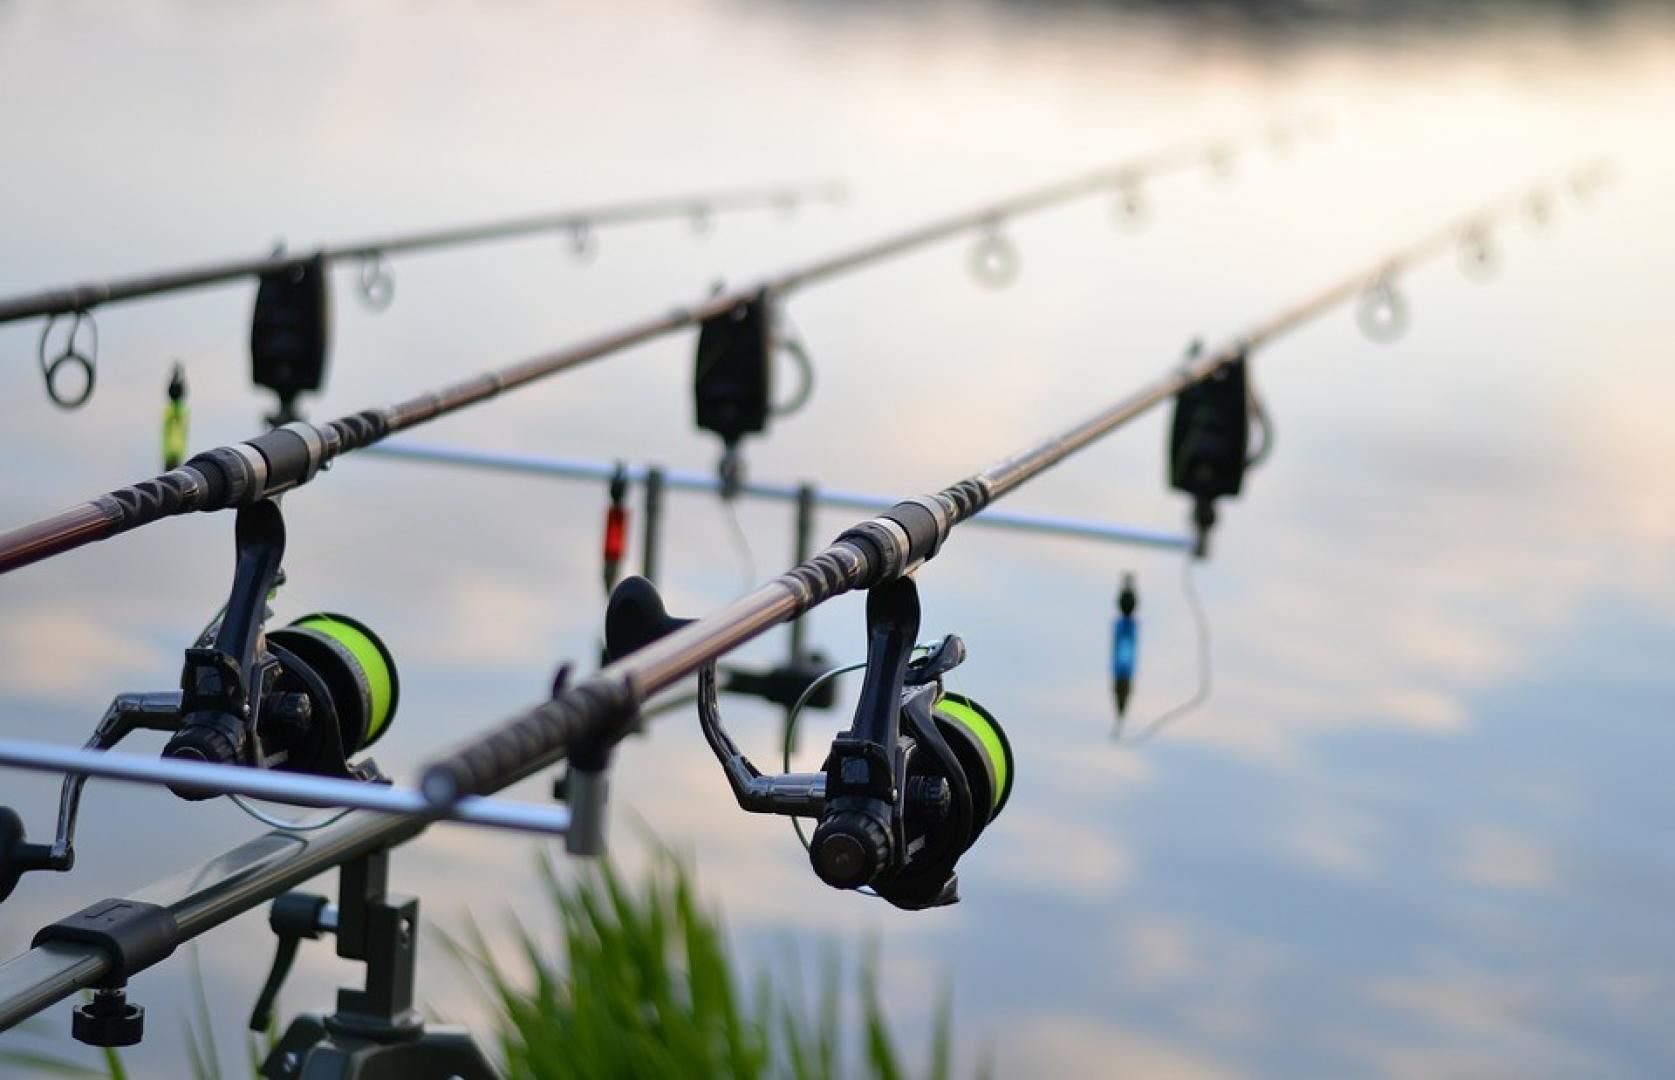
[
  {"x1": 163, "y1": 502, "x2": 397, "y2": 790},
  {"x1": 807, "y1": 579, "x2": 1012, "y2": 909},
  {"x1": 604, "y1": 574, "x2": 1012, "y2": 912}
]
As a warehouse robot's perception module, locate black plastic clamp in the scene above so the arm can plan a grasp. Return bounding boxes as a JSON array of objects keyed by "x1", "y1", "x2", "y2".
[{"x1": 32, "y1": 897, "x2": 180, "y2": 983}]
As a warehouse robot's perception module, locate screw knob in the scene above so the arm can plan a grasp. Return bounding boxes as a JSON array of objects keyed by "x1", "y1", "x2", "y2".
[{"x1": 810, "y1": 809, "x2": 891, "y2": 889}]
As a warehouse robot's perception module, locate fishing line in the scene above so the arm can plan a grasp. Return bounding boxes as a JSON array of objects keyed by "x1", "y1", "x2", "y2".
[
  {"x1": 719, "y1": 498, "x2": 758, "y2": 596},
  {"x1": 1245, "y1": 382, "x2": 1275, "y2": 469},
  {"x1": 780, "y1": 643, "x2": 940, "y2": 894},
  {"x1": 1121, "y1": 371, "x2": 1265, "y2": 740},
  {"x1": 769, "y1": 315, "x2": 816, "y2": 419},
  {"x1": 228, "y1": 795, "x2": 353, "y2": 834},
  {"x1": 1124, "y1": 556, "x2": 1212, "y2": 745}
]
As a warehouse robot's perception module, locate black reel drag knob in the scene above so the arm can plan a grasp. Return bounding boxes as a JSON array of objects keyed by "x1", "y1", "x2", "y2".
[
  {"x1": 810, "y1": 809, "x2": 892, "y2": 890},
  {"x1": 163, "y1": 728, "x2": 235, "y2": 764},
  {"x1": 161, "y1": 720, "x2": 246, "y2": 798}
]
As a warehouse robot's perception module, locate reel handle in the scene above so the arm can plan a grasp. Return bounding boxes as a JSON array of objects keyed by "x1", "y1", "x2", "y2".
[
  {"x1": 0, "y1": 807, "x2": 56, "y2": 903},
  {"x1": 604, "y1": 576, "x2": 692, "y2": 662}
]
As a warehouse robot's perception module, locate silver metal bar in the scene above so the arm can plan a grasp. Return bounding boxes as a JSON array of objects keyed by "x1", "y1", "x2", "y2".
[
  {"x1": 0, "y1": 683, "x2": 709, "y2": 1029},
  {"x1": 0, "y1": 739, "x2": 572, "y2": 837},
  {"x1": 362, "y1": 441, "x2": 1195, "y2": 552}
]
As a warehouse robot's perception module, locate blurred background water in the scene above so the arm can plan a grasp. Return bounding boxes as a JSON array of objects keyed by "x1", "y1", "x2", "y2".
[{"x1": 0, "y1": 0, "x2": 1672, "y2": 1075}]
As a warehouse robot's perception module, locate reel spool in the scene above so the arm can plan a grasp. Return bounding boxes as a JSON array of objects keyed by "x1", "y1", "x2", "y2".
[{"x1": 265, "y1": 613, "x2": 400, "y2": 774}]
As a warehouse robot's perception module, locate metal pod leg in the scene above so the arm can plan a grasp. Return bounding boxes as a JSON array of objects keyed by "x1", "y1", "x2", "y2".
[{"x1": 260, "y1": 848, "x2": 497, "y2": 1080}]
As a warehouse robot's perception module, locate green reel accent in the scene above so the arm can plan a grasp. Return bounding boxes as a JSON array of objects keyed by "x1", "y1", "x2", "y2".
[
  {"x1": 163, "y1": 363, "x2": 189, "y2": 471},
  {"x1": 288, "y1": 613, "x2": 399, "y2": 749},
  {"x1": 162, "y1": 401, "x2": 189, "y2": 471},
  {"x1": 933, "y1": 692, "x2": 1013, "y2": 817}
]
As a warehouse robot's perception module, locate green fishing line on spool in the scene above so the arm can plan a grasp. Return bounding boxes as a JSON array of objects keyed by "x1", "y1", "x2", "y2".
[
  {"x1": 272, "y1": 613, "x2": 399, "y2": 752},
  {"x1": 933, "y1": 693, "x2": 1013, "y2": 817}
]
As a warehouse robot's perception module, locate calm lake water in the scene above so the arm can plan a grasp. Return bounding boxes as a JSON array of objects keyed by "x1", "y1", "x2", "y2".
[{"x1": 0, "y1": 1, "x2": 1672, "y2": 1076}]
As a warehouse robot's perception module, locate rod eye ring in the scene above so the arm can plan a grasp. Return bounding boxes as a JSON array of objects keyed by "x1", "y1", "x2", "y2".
[
  {"x1": 968, "y1": 225, "x2": 1019, "y2": 289},
  {"x1": 1205, "y1": 144, "x2": 1235, "y2": 181},
  {"x1": 1355, "y1": 279, "x2": 1408, "y2": 344},
  {"x1": 568, "y1": 221, "x2": 598, "y2": 263},
  {"x1": 357, "y1": 252, "x2": 395, "y2": 311},
  {"x1": 1458, "y1": 227, "x2": 1498, "y2": 281},
  {"x1": 1113, "y1": 182, "x2": 1147, "y2": 230},
  {"x1": 689, "y1": 203, "x2": 713, "y2": 234},
  {"x1": 38, "y1": 311, "x2": 98, "y2": 409}
]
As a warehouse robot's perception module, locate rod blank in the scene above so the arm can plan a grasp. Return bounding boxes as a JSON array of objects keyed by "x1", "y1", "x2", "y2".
[{"x1": 0, "y1": 182, "x2": 845, "y2": 325}]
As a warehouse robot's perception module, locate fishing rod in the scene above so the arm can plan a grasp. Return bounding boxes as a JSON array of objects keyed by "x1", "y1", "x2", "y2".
[
  {"x1": 0, "y1": 159, "x2": 1606, "y2": 1069},
  {"x1": 6, "y1": 180, "x2": 845, "y2": 412},
  {"x1": 0, "y1": 122, "x2": 1316, "y2": 577},
  {"x1": 411, "y1": 156, "x2": 1611, "y2": 808}
]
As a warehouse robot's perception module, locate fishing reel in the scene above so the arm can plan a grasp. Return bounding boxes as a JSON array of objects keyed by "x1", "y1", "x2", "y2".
[
  {"x1": 160, "y1": 499, "x2": 398, "y2": 789},
  {"x1": 605, "y1": 574, "x2": 1012, "y2": 911},
  {"x1": 0, "y1": 498, "x2": 398, "y2": 902}
]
